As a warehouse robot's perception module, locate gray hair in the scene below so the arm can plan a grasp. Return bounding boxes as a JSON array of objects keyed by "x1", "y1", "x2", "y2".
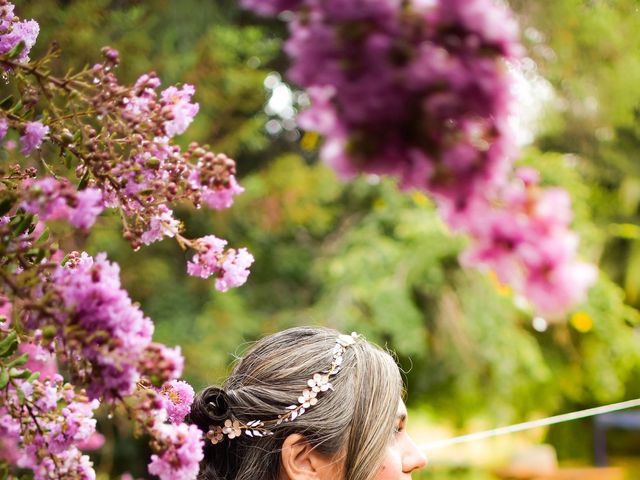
[{"x1": 189, "y1": 326, "x2": 403, "y2": 480}]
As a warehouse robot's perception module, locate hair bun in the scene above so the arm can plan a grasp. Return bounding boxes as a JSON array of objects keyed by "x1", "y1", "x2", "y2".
[{"x1": 188, "y1": 386, "x2": 230, "y2": 432}]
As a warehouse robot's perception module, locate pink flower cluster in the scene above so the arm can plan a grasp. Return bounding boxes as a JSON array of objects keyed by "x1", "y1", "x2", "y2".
[
  {"x1": 0, "y1": 375, "x2": 99, "y2": 480},
  {"x1": 245, "y1": 0, "x2": 596, "y2": 316},
  {"x1": 20, "y1": 120, "x2": 49, "y2": 155},
  {"x1": 445, "y1": 169, "x2": 597, "y2": 317},
  {"x1": 0, "y1": 118, "x2": 49, "y2": 155},
  {"x1": 0, "y1": 0, "x2": 39, "y2": 63},
  {"x1": 85, "y1": 64, "x2": 248, "y2": 284},
  {"x1": 256, "y1": 0, "x2": 521, "y2": 208},
  {"x1": 38, "y1": 252, "x2": 161, "y2": 400},
  {"x1": 21, "y1": 176, "x2": 104, "y2": 230},
  {"x1": 148, "y1": 422, "x2": 204, "y2": 480},
  {"x1": 158, "y1": 380, "x2": 195, "y2": 425},
  {"x1": 187, "y1": 235, "x2": 255, "y2": 292}
]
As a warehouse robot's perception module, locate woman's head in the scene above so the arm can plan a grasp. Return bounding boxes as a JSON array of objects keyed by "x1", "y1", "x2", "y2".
[{"x1": 189, "y1": 326, "x2": 426, "y2": 480}]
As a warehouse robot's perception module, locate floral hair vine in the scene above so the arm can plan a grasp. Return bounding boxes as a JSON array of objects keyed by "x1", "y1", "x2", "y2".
[{"x1": 206, "y1": 332, "x2": 360, "y2": 445}]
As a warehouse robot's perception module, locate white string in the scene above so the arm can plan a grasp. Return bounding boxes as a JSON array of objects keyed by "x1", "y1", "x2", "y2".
[{"x1": 420, "y1": 398, "x2": 640, "y2": 451}]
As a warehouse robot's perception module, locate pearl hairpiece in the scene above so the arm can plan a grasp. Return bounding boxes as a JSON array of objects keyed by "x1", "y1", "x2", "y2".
[{"x1": 206, "y1": 332, "x2": 359, "y2": 445}]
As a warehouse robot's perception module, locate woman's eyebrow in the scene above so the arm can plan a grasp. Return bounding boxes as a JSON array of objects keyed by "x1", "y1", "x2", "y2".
[{"x1": 396, "y1": 412, "x2": 407, "y2": 423}]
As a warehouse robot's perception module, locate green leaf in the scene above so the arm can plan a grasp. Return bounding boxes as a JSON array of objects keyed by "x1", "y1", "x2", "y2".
[
  {"x1": 78, "y1": 170, "x2": 90, "y2": 190},
  {"x1": 9, "y1": 213, "x2": 34, "y2": 236},
  {"x1": 0, "y1": 331, "x2": 17, "y2": 357},
  {"x1": 0, "y1": 94, "x2": 14, "y2": 109},
  {"x1": 0, "y1": 195, "x2": 15, "y2": 216},
  {"x1": 6, "y1": 40, "x2": 25, "y2": 60},
  {"x1": 15, "y1": 383, "x2": 24, "y2": 403},
  {"x1": 8, "y1": 99, "x2": 22, "y2": 114},
  {"x1": 0, "y1": 369, "x2": 8, "y2": 389},
  {"x1": 36, "y1": 228, "x2": 50, "y2": 245},
  {"x1": 9, "y1": 368, "x2": 30, "y2": 379},
  {"x1": 27, "y1": 371, "x2": 40, "y2": 383},
  {"x1": 7, "y1": 352, "x2": 28, "y2": 368}
]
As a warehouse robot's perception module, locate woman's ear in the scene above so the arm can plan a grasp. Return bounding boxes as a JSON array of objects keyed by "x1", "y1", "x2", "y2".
[{"x1": 280, "y1": 433, "x2": 342, "y2": 480}]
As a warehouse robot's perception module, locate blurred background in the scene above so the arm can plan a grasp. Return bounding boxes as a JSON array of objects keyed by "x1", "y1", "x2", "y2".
[{"x1": 15, "y1": 0, "x2": 640, "y2": 478}]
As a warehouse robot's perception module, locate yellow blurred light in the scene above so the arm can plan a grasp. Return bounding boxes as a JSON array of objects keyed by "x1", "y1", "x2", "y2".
[
  {"x1": 412, "y1": 191, "x2": 431, "y2": 208},
  {"x1": 488, "y1": 270, "x2": 512, "y2": 296},
  {"x1": 570, "y1": 311, "x2": 593, "y2": 333},
  {"x1": 300, "y1": 131, "x2": 319, "y2": 151}
]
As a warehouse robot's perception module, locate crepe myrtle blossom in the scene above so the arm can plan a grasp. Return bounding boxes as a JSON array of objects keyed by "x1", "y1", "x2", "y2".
[
  {"x1": 160, "y1": 84, "x2": 199, "y2": 138},
  {"x1": 265, "y1": 0, "x2": 521, "y2": 210},
  {"x1": 187, "y1": 235, "x2": 254, "y2": 292},
  {"x1": 20, "y1": 121, "x2": 49, "y2": 155},
  {"x1": 158, "y1": 380, "x2": 195, "y2": 425},
  {"x1": 0, "y1": 0, "x2": 39, "y2": 63},
  {"x1": 19, "y1": 341, "x2": 59, "y2": 382},
  {"x1": 38, "y1": 252, "x2": 156, "y2": 401},
  {"x1": 140, "y1": 205, "x2": 182, "y2": 246},
  {"x1": 189, "y1": 152, "x2": 244, "y2": 210},
  {"x1": 138, "y1": 342, "x2": 185, "y2": 388},
  {"x1": 21, "y1": 177, "x2": 104, "y2": 230},
  {"x1": 148, "y1": 422, "x2": 204, "y2": 480},
  {"x1": 450, "y1": 168, "x2": 597, "y2": 317},
  {"x1": 0, "y1": 375, "x2": 99, "y2": 479}
]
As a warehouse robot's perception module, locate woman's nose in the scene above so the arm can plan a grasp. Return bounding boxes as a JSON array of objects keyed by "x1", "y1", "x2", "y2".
[{"x1": 403, "y1": 435, "x2": 428, "y2": 473}]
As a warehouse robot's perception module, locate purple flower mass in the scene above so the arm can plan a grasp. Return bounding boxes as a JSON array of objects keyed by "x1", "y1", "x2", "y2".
[
  {"x1": 22, "y1": 177, "x2": 104, "y2": 229},
  {"x1": 279, "y1": 0, "x2": 522, "y2": 208},
  {"x1": 160, "y1": 84, "x2": 199, "y2": 137},
  {"x1": 243, "y1": 0, "x2": 596, "y2": 316},
  {"x1": 47, "y1": 252, "x2": 157, "y2": 400},
  {"x1": 0, "y1": 2, "x2": 39, "y2": 63},
  {"x1": 0, "y1": 375, "x2": 99, "y2": 480},
  {"x1": 148, "y1": 422, "x2": 204, "y2": 480},
  {"x1": 20, "y1": 121, "x2": 49, "y2": 155},
  {"x1": 187, "y1": 235, "x2": 254, "y2": 292}
]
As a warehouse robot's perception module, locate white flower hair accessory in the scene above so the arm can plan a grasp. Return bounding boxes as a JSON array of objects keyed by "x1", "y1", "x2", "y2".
[{"x1": 206, "y1": 332, "x2": 359, "y2": 445}]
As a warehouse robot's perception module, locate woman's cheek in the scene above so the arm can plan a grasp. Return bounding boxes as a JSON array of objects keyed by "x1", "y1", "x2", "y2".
[{"x1": 373, "y1": 444, "x2": 404, "y2": 480}]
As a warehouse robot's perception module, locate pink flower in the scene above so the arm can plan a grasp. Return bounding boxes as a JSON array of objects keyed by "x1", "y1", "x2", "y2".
[
  {"x1": 158, "y1": 380, "x2": 195, "y2": 425},
  {"x1": 453, "y1": 172, "x2": 597, "y2": 318},
  {"x1": 216, "y1": 248, "x2": 254, "y2": 292},
  {"x1": 0, "y1": 7, "x2": 39, "y2": 63},
  {"x1": 524, "y1": 262, "x2": 598, "y2": 318},
  {"x1": 0, "y1": 117, "x2": 8, "y2": 140},
  {"x1": 201, "y1": 175, "x2": 244, "y2": 210},
  {"x1": 45, "y1": 252, "x2": 155, "y2": 400},
  {"x1": 71, "y1": 188, "x2": 104, "y2": 229},
  {"x1": 241, "y1": 0, "x2": 304, "y2": 15},
  {"x1": 160, "y1": 84, "x2": 199, "y2": 138},
  {"x1": 186, "y1": 235, "x2": 254, "y2": 291},
  {"x1": 20, "y1": 121, "x2": 49, "y2": 155},
  {"x1": 148, "y1": 423, "x2": 204, "y2": 480},
  {"x1": 138, "y1": 343, "x2": 185, "y2": 386},
  {"x1": 18, "y1": 342, "x2": 58, "y2": 382},
  {"x1": 77, "y1": 432, "x2": 106, "y2": 451},
  {"x1": 21, "y1": 177, "x2": 103, "y2": 230},
  {"x1": 186, "y1": 235, "x2": 228, "y2": 279},
  {"x1": 141, "y1": 205, "x2": 181, "y2": 246}
]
